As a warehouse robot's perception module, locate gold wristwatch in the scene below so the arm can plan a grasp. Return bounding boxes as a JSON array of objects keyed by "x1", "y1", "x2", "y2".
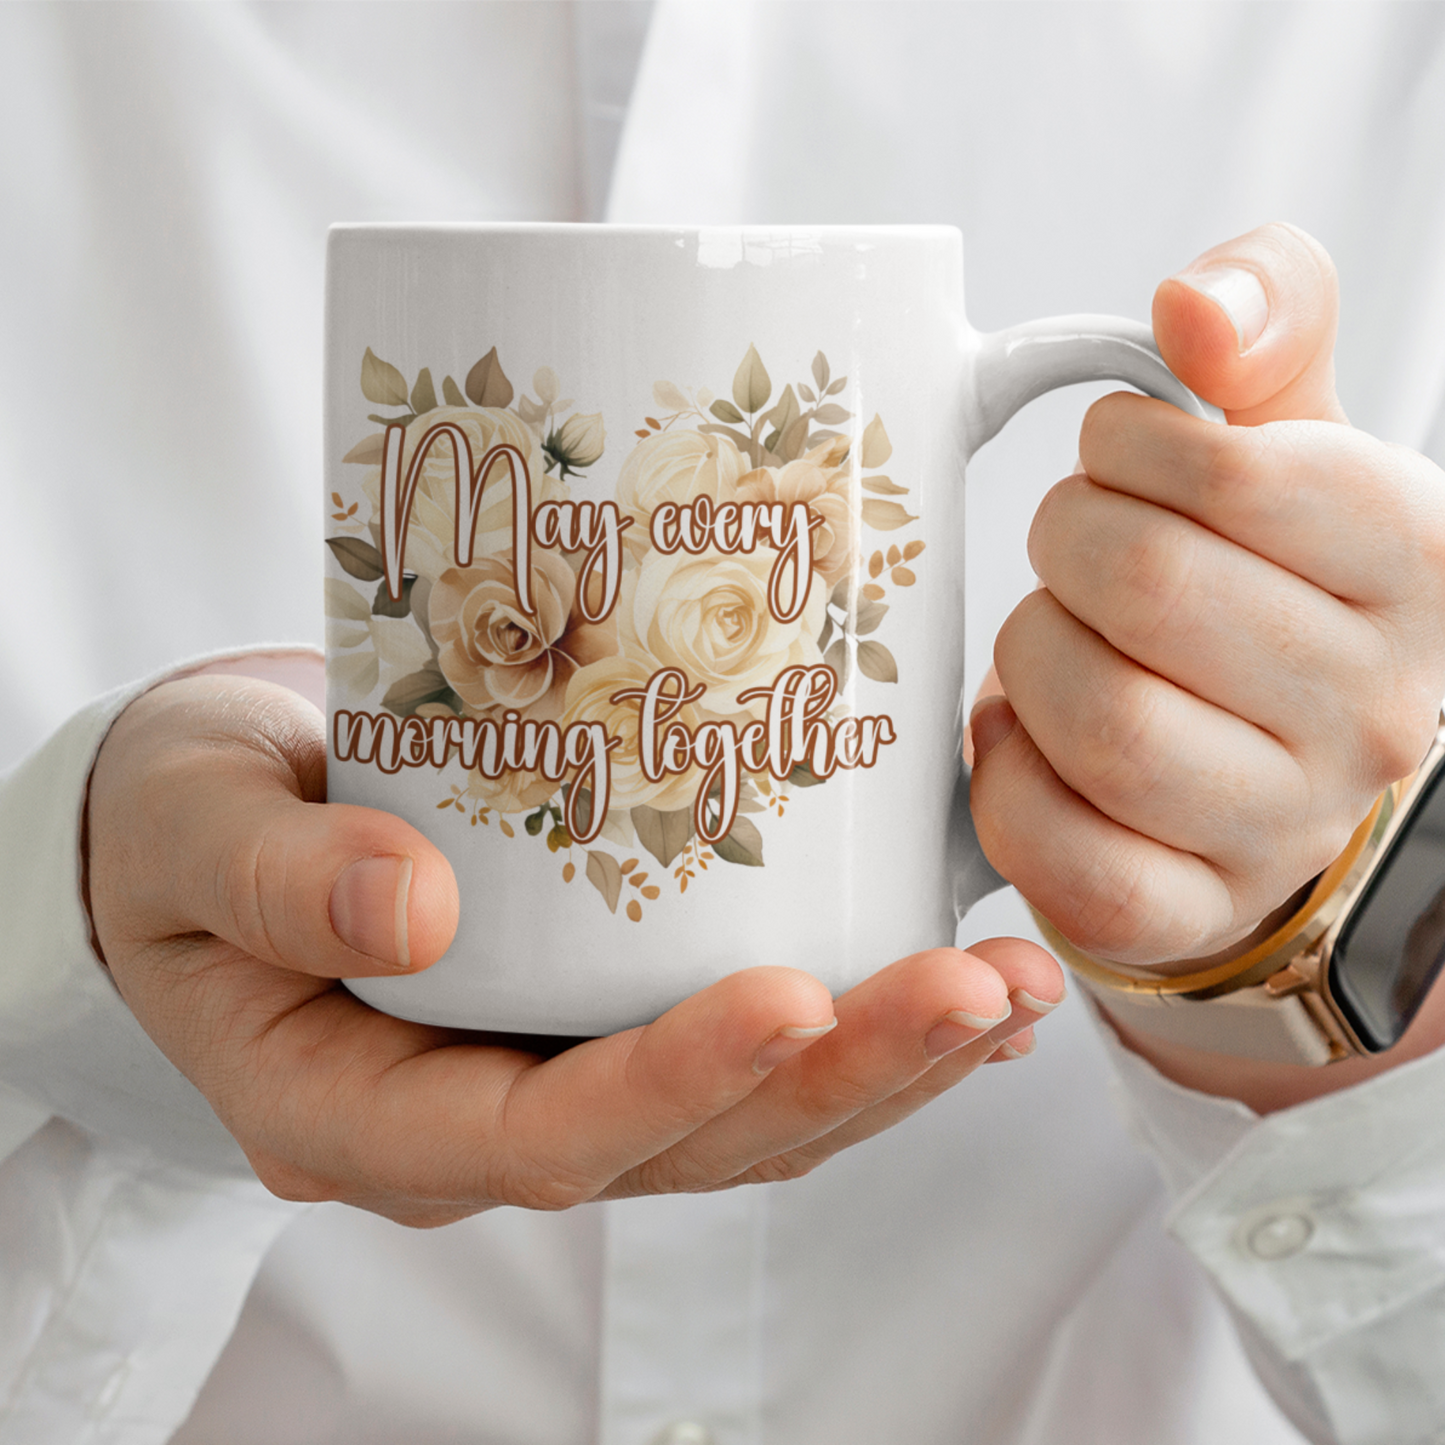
[{"x1": 1035, "y1": 714, "x2": 1445, "y2": 1066}]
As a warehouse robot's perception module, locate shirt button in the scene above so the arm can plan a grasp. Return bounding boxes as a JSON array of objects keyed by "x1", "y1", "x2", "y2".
[
  {"x1": 650, "y1": 1423, "x2": 716, "y2": 1445},
  {"x1": 1244, "y1": 1211, "x2": 1314, "y2": 1260}
]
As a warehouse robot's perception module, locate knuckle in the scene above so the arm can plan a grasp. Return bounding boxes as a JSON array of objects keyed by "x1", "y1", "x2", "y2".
[
  {"x1": 1066, "y1": 673, "x2": 1173, "y2": 816},
  {"x1": 492, "y1": 1162, "x2": 598, "y2": 1213},
  {"x1": 1355, "y1": 696, "x2": 1437, "y2": 788},
  {"x1": 736, "y1": 1152, "x2": 820, "y2": 1187},
  {"x1": 1055, "y1": 843, "x2": 1176, "y2": 962},
  {"x1": 1197, "y1": 427, "x2": 1270, "y2": 524},
  {"x1": 1111, "y1": 516, "x2": 1202, "y2": 650}
]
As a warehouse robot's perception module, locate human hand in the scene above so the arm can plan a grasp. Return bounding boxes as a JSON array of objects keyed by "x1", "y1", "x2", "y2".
[
  {"x1": 87, "y1": 668, "x2": 1062, "y2": 1226},
  {"x1": 969, "y1": 222, "x2": 1445, "y2": 969}
]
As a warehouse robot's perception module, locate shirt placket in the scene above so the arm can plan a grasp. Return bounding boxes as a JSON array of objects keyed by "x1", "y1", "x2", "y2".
[{"x1": 598, "y1": 1188, "x2": 768, "y2": 1445}]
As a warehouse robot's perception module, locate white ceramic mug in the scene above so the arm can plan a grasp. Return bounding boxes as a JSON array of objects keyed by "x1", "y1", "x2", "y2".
[{"x1": 324, "y1": 224, "x2": 1216, "y2": 1035}]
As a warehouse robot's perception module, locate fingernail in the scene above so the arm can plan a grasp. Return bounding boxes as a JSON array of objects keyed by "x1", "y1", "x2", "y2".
[
  {"x1": 966, "y1": 695, "x2": 1016, "y2": 768},
  {"x1": 754, "y1": 1019, "x2": 837, "y2": 1075},
  {"x1": 1176, "y1": 266, "x2": 1269, "y2": 354},
  {"x1": 996, "y1": 1033, "x2": 1037, "y2": 1061},
  {"x1": 330, "y1": 856, "x2": 413, "y2": 968},
  {"x1": 1011, "y1": 987, "x2": 1064, "y2": 1016},
  {"x1": 924, "y1": 1006, "x2": 1008, "y2": 1060}
]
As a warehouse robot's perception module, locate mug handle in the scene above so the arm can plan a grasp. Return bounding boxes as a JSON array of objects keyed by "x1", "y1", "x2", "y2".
[{"x1": 949, "y1": 314, "x2": 1222, "y2": 919}]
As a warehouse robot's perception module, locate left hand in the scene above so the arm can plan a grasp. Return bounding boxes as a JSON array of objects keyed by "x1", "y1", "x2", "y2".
[{"x1": 969, "y1": 222, "x2": 1445, "y2": 968}]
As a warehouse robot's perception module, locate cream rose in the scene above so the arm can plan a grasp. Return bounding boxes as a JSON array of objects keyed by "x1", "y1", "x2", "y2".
[
  {"x1": 361, "y1": 406, "x2": 564, "y2": 585},
  {"x1": 617, "y1": 546, "x2": 825, "y2": 717},
  {"x1": 430, "y1": 548, "x2": 616, "y2": 720},
  {"x1": 614, "y1": 429, "x2": 748, "y2": 557},
  {"x1": 734, "y1": 437, "x2": 856, "y2": 584},
  {"x1": 561, "y1": 655, "x2": 704, "y2": 814}
]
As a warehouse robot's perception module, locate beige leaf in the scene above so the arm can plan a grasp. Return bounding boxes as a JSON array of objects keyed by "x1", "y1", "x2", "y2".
[
  {"x1": 862, "y1": 582, "x2": 886, "y2": 601},
  {"x1": 862, "y1": 499, "x2": 918, "y2": 531},
  {"x1": 811, "y1": 350, "x2": 830, "y2": 393},
  {"x1": 361, "y1": 347, "x2": 408, "y2": 406},
  {"x1": 813, "y1": 403, "x2": 850, "y2": 425},
  {"x1": 653, "y1": 379, "x2": 690, "y2": 412},
  {"x1": 824, "y1": 636, "x2": 850, "y2": 686},
  {"x1": 533, "y1": 366, "x2": 560, "y2": 405},
  {"x1": 410, "y1": 367, "x2": 438, "y2": 415},
  {"x1": 862, "y1": 475, "x2": 907, "y2": 496},
  {"x1": 868, "y1": 551, "x2": 884, "y2": 579},
  {"x1": 342, "y1": 432, "x2": 386, "y2": 465},
  {"x1": 442, "y1": 374, "x2": 467, "y2": 407},
  {"x1": 854, "y1": 597, "x2": 889, "y2": 635},
  {"x1": 732, "y1": 342, "x2": 772, "y2": 415},
  {"x1": 586, "y1": 850, "x2": 623, "y2": 913},
  {"x1": 324, "y1": 576, "x2": 372, "y2": 623},
  {"x1": 891, "y1": 565, "x2": 917, "y2": 586},
  {"x1": 903, "y1": 539, "x2": 926, "y2": 561},
  {"x1": 466, "y1": 346, "x2": 514, "y2": 408},
  {"x1": 633, "y1": 805, "x2": 695, "y2": 868},
  {"x1": 860, "y1": 414, "x2": 893, "y2": 469},
  {"x1": 713, "y1": 815, "x2": 765, "y2": 867},
  {"x1": 626, "y1": 900, "x2": 643, "y2": 922},
  {"x1": 857, "y1": 640, "x2": 899, "y2": 683}
]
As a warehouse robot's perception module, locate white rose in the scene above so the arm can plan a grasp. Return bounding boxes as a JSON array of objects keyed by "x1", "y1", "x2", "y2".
[
  {"x1": 617, "y1": 546, "x2": 825, "y2": 717},
  {"x1": 360, "y1": 406, "x2": 564, "y2": 584},
  {"x1": 614, "y1": 429, "x2": 748, "y2": 557}
]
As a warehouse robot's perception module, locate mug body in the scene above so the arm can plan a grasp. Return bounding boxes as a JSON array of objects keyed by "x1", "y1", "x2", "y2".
[{"x1": 326, "y1": 224, "x2": 972, "y2": 1033}]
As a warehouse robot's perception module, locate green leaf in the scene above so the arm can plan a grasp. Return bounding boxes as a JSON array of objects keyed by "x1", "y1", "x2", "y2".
[
  {"x1": 361, "y1": 347, "x2": 409, "y2": 406},
  {"x1": 524, "y1": 808, "x2": 548, "y2": 837},
  {"x1": 560, "y1": 783, "x2": 593, "y2": 839},
  {"x1": 410, "y1": 367, "x2": 439, "y2": 415},
  {"x1": 713, "y1": 815, "x2": 765, "y2": 867},
  {"x1": 466, "y1": 346, "x2": 514, "y2": 408},
  {"x1": 585, "y1": 850, "x2": 623, "y2": 913},
  {"x1": 326, "y1": 535, "x2": 385, "y2": 582},
  {"x1": 372, "y1": 574, "x2": 416, "y2": 618},
  {"x1": 824, "y1": 636, "x2": 850, "y2": 687},
  {"x1": 381, "y1": 666, "x2": 461, "y2": 717},
  {"x1": 817, "y1": 614, "x2": 834, "y2": 652},
  {"x1": 709, "y1": 398, "x2": 745, "y2": 425},
  {"x1": 632, "y1": 804, "x2": 695, "y2": 868},
  {"x1": 732, "y1": 342, "x2": 771, "y2": 415},
  {"x1": 787, "y1": 763, "x2": 826, "y2": 788},
  {"x1": 856, "y1": 639, "x2": 898, "y2": 683},
  {"x1": 368, "y1": 412, "x2": 416, "y2": 428},
  {"x1": 442, "y1": 374, "x2": 468, "y2": 407}
]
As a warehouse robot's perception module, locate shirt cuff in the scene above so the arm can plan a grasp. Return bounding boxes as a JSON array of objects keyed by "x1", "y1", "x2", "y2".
[
  {"x1": 0, "y1": 646, "x2": 320, "y2": 1177},
  {"x1": 1095, "y1": 996, "x2": 1445, "y2": 1444}
]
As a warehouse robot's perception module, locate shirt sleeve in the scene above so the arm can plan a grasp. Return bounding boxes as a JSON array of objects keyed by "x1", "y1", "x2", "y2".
[
  {"x1": 0, "y1": 652, "x2": 313, "y2": 1444},
  {"x1": 1097, "y1": 1001, "x2": 1445, "y2": 1445}
]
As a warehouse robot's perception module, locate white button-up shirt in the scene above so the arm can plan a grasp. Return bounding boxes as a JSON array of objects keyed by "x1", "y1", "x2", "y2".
[{"x1": 3, "y1": 5, "x2": 1445, "y2": 1443}]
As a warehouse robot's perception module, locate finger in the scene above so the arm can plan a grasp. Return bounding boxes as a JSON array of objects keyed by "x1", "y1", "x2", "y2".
[
  {"x1": 1025, "y1": 476, "x2": 1386, "y2": 748},
  {"x1": 1077, "y1": 394, "x2": 1443, "y2": 607},
  {"x1": 713, "y1": 939, "x2": 1065, "y2": 1185},
  {"x1": 1151, "y1": 221, "x2": 1346, "y2": 425},
  {"x1": 969, "y1": 709, "x2": 1248, "y2": 965},
  {"x1": 993, "y1": 589, "x2": 1326, "y2": 872},
  {"x1": 89, "y1": 675, "x2": 459, "y2": 977},
  {"x1": 601, "y1": 946, "x2": 1022, "y2": 1196},
  {"x1": 236, "y1": 965, "x2": 837, "y2": 1216}
]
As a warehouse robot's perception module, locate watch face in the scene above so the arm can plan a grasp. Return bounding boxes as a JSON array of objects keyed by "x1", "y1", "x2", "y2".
[{"x1": 1329, "y1": 759, "x2": 1445, "y2": 1051}]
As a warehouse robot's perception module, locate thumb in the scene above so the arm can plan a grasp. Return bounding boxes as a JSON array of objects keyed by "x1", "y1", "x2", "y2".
[
  {"x1": 1152, "y1": 221, "x2": 1348, "y2": 427},
  {"x1": 89, "y1": 674, "x2": 460, "y2": 979}
]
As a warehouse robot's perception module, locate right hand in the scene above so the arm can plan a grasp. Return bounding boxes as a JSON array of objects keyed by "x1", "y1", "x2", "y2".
[{"x1": 86, "y1": 665, "x2": 1062, "y2": 1226}]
